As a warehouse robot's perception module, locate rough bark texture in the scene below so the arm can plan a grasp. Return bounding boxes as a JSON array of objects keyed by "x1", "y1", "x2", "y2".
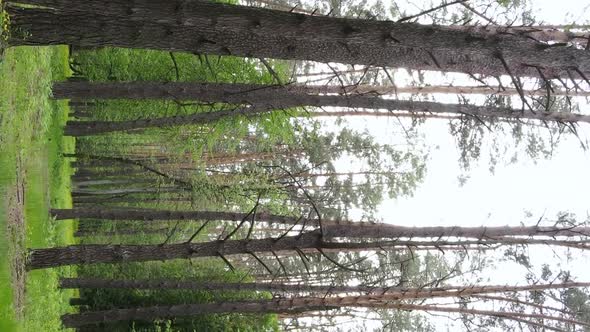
[
  {"x1": 29, "y1": 213, "x2": 589, "y2": 269},
  {"x1": 59, "y1": 277, "x2": 590, "y2": 295},
  {"x1": 64, "y1": 106, "x2": 271, "y2": 136},
  {"x1": 446, "y1": 25, "x2": 589, "y2": 44},
  {"x1": 58, "y1": 278, "x2": 384, "y2": 293},
  {"x1": 322, "y1": 222, "x2": 590, "y2": 239},
  {"x1": 51, "y1": 208, "x2": 315, "y2": 226},
  {"x1": 74, "y1": 227, "x2": 170, "y2": 238},
  {"x1": 60, "y1": 280, "x2": 590, "y2": 327},
  {"x1": 52, "y1": 207, "x2": 590, "y2": 239},
  {"x1": 311, "y1": 84, "x2": 590, "y2": 97},
  {"x1": 27, "y1": 231, "x2": 323, "y2": 269},
  {"x1": 55, "y1": 82, "x2": 590, "y2": 135},
  {"x1": 60, "y1": 299, "x2": 334, "y2": 328},
  {"x1": 7, "y1": 2, "x2": 590, "y2": 78}
]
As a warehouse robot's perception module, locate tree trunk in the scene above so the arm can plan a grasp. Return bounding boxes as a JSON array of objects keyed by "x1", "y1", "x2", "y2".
[
  {"x1": 57, "y1": 278, "x2": 384, "y2": 293},
  {"x1": 322, "y1": 222, "x2": 590, "y2": 239},
  {"x1": 60, "y1": 281, "x2": 590, "y2": 327},
  {"x1": 73, "y1": 179, "x2": 151, "y2": 188},
  {"x1": 71, "y1": 187, "x2": 182, "y2": 196},
  {"x1": 60, "y1": 298, "x2": 334, "y2": 328},
  {"x1": 51, "y1": 207, "x2": 590, "y2": 239},
  {"x1": 69, "y1": 298, "x2": 89, "y2": 306},
  {"x1": 7, "y1": 2, "x2": 590, "y2": 78},
  {"x1": 473, "y1": 294, "x2": 573, "y2": 315},
  {"x1": 27, "y1": 222, "x2": 589, "y2": 269},
  {"x1": 386, "y1": 303, "x2": 583, "y2": 332},
  {"x1": 74, "y1": 227, "x2": 170, "y2": 237},
  {"x1": 309, "y1": 110, "x2": 463, "y2": 121},
  {"x1": 446, "y1": 25, "x2": 589, "y2": 44},
  {"x1": 59, "y1": 277, "x2": 590, "y2": 296},
  {"x1": 309, "y1": 84, "x2": 590, "y2": 97},
  {"x1": 64, "y1": 105, "x2": 273, "y2": 136},
  {"x1": 50, "y1": 208, "x2": 315, "y2": 226},
  {"x1": 26, "y1": 231, "x2": 324, "y2": 269},
  {"x1": 54, "y1": 82, "x2": 590, "y2": 135},
  {"x1": 66, "y1": 153, "x2": 194, "y2": 190}
]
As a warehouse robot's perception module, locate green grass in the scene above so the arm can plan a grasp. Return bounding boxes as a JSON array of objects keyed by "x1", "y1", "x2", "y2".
[{"x1": 0, "y1": 45, "x2": 75, "y2": 331}]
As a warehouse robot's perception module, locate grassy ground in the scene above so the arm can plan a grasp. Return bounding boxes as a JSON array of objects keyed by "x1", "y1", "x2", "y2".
[{"x1": 0, "y1": 45, "x2": 76, "y2": 331}]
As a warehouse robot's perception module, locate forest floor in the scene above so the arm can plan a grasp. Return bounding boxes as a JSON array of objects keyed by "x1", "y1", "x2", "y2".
[{"x1": 0, "y1": 45, "x2": 77, "y2": 331}]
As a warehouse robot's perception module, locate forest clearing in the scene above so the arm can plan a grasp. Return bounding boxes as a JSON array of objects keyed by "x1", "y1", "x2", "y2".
[{"x1": 1, "y1": 0, "x2": 590, "y2": 331}]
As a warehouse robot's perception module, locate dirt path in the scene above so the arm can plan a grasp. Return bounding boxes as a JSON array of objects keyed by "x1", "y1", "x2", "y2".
[{"x1": 5, "y1": 157, "x2": 26, "y2": 319}]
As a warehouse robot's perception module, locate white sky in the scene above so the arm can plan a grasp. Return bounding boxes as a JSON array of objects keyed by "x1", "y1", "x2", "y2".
[{"x1": 379, "y1": 121, "x2": 590, "y2": 228}]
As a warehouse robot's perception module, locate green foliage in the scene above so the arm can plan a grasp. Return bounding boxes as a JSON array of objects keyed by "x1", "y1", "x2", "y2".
[
  {"x1": 378, "y1": 309, "x2": 435, "y2": 332},
  {"x1": 264, "y1": 122, "x2": 427, "y2": 218},
  {"x1": 563, "y1": 288, "x2": 590, "y2": 331},
  {"x1": 72, "y1": 48, "x2": 295, "y2": 154},
  {"x1": 450, "y1": 93, "x2": 569, "y2": 176},
  {"x1": 77, "y1": 259, "x2": 277, "y2": 331}
]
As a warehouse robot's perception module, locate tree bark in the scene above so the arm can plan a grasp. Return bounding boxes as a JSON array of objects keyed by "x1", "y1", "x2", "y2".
[
  {"x1": 28, "y1": 221, "x2": 589, "y2": 269},
  {"x1": 64, "y1": 106, "x2": 273, "y2": 136},
  {"x1": 74, "y1": 227, "x2": 170, "y2": 238},
  {"x1": 26, "y1": 231, "x2": 324, "y2": 269},
  {"x1": 54, "y1": 82, "x2": 590, "y2": 135},
  {"x1": 384, "y1": 303, "x2": 573, "y2": 332},
  {"x1": 57, "y1": 278, "x2": 384, "y2": 293},
  {"x1": 59, "y1": 277, "x2": 590, "y2": 296},
  {"x1": 52, "y1": 207, "x2": 590, "y2": 239},
  {"x1": 322, "y1": 222, "x2": 590, "y2": 239},
  {"x1": 7, "y1": 2, "x2": 590, "y2": 78},
  {"x1": 309, "y1": 84, "x2": 590, "y2": 97},
  {"x1": 60, "y1": 298, "x2": 334, "y2": 328},
  {"x1": 51, "y1": 208, "x2": 315, "y2": 226},
  {"x1": 59, "y1": 281, "x2": 590, "y2": 327},
  {"x1": 446, "y1": 25, "x2": 589, "y2": 44},
  {"x1": 69, "y1": 298, "x2": 89, "y2": 306},
  {"x1": 65, "y1": 153, "x2": 194, "y2": 190}
]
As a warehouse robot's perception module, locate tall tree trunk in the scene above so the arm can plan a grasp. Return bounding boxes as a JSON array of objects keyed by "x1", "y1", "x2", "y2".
[
  {"x1": 26, "y1": 231, "x2": 323, "y2": 269},
  {"x1": 64, "y1": 105, "x2": 273, "y2": 136},
  {"x1": 54, "y1": 82, "x2": 590, "y2": 135},
  {"x1": 322, "y1": 222, "x2": 590, "y2": 239},
  {"x1": 73, "y1": 179, "x2": 152, "y2": 188},
  {"x1": 473, "y1": 294, "x2": 573, "y2": 315},
  {"x1": 7, "y1": 2, "x2": 590, "y2": 78},
  {"x1": 51, "y1": 207, "x2": 590, "y2": 239},
  {"x1": 57, "y1": 278, "x2": 385, "y2": 293},
  {"x1": 71, "y1": 187, "x2": 182, "y2": 196},
  {"x1": 58, "y1": 277, "x2": 590, "y2": 296},
  {"x1": 60, "y1": 298, "x2": 333, "y2": 328},
  {"x1": 65, "y1": 153, "x2": 194, "y2": 191},
  {"x1": 308, "y1": 110, "x2": 463, "y2": 121},
  {"x1": 60, "y1": 281, "x2": 590, "y2": 327},
  {"x1": 50, "y1": 208, "x2": 314, "y2": 225},
  {"x1": 386, "y1": 303, "x2": 584, "y2": 332},
  {"x1": 28, "y1": 223, "x2": 589, "y2": 269},
  {"x1": 310, "y1": 84, "x2": 590, "y2": 97},
  {"x1": 447, "y1": 25, "x2": 589, "y2": 44},
  {"x1": 203, "y1": 149, "x2": 304, "y2": 166},
  {"x1": 74, "y1": 227, "x2": 170, "y2": 238}
]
